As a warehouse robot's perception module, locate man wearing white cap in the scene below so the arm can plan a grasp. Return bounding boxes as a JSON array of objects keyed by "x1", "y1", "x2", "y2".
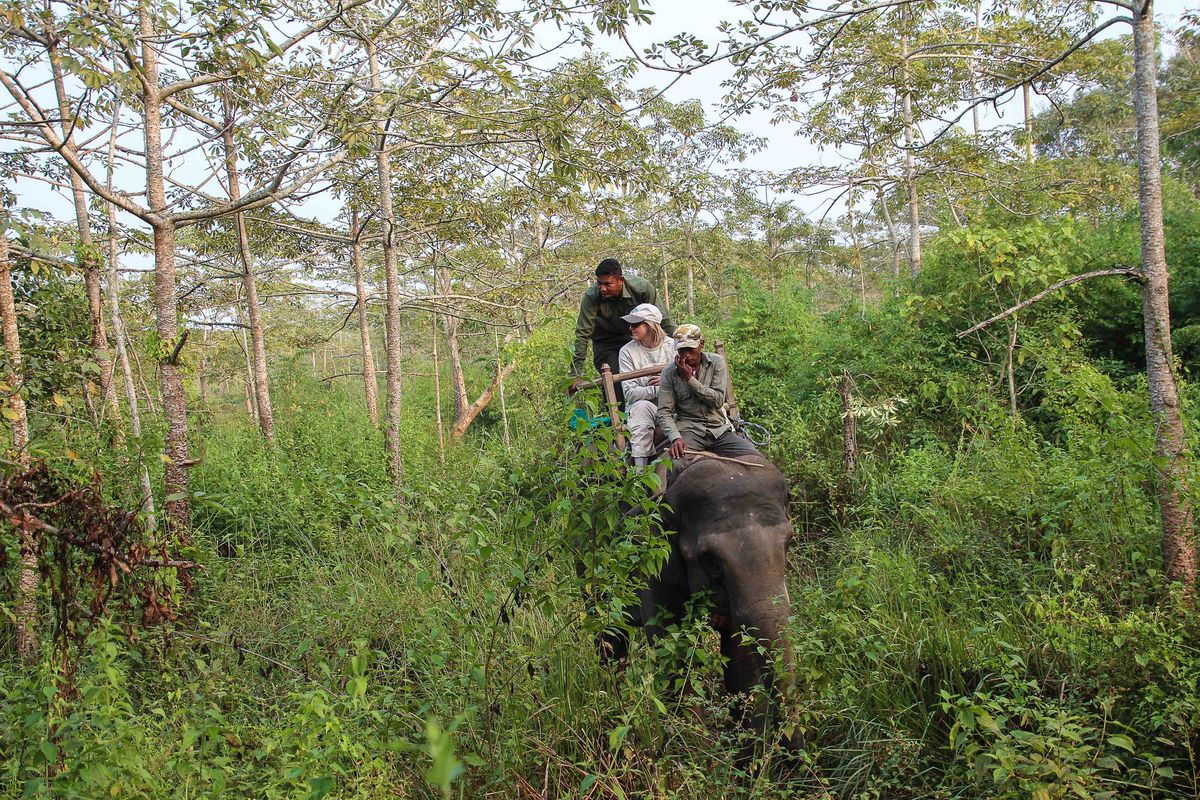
[
  {"x1": 657, "y1": 323, "x2": 761, "y2": 460},
  {"x1": 617, "y1": 304, "x2": 677, "y2": 467}
]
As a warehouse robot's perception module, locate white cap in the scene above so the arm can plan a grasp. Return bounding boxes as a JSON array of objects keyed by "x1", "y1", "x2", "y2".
[{"x1": 620, "y1": 303, "x2": 663, "y2": 325}]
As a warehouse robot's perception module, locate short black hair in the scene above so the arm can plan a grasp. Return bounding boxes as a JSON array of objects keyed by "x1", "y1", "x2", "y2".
[{"x1": 595, "y1": 258, "x2": 623, "y2": 279}]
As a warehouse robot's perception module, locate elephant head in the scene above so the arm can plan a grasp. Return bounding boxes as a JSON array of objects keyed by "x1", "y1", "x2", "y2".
[{"x1": 640, "y1": 454, "x2": 795, "y2": 742}]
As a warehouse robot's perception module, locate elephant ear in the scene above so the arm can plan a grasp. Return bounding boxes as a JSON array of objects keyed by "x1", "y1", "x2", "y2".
[{"x1": 656, "y1": 495, "x2": 677, "y2": 534}]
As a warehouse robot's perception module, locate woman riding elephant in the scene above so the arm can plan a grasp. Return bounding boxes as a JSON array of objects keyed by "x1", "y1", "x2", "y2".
[{"x1": 617, "y1": 303, "x2": 676, "y2": 468}]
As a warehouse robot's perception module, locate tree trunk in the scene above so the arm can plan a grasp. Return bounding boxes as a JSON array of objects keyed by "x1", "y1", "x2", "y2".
[
  {"x1": 494, "y1": 328, "x2": 510, "y2": 449},
  {"x1": 106, "y1": 200, "x2": 157, "y2": 533},
  {"x1": 847, "y1": 203, "x2": 866, "y2": 318},
  {"x1": 685, "y1": 223, "x2": 696, "y2": 316},
  {"x1": 900, "y1": 8, "x2": 922, "y2": 277},
  {"x1": 971, "y1": 0, "x2": 983, "y2": 139},
  {"x1": 451, "y1": 358, "x2": 520, "y2": 439},
  {"x1": 432, "y1": 314, "x2": 445, "y2": 465},
  {"x1": 237, "y1": 304, "x2": 259, "y2": 426},
  {"x1": 221, "y1": 97, "x2": 274, "y2": 440},
  {"x1": 878, "y1": 186, "x2": 901, "y2": 283},
  {"x1": 105, "y1": 77, "x2": 154, "y2": 527},
  {"x1": 764, "y1": 191, "x2": 778, "y2": 294},
  {"x1": 658, "y1": 221, "x2": 670, "y2": 308},
  {"x1": 439, "y1": 266, "x2": 469, "y2": 425},
  {"x1": 1, "y1": 236, "x2": 37, "y2": 660},
  {"x1": 368, "y1": 39, "x2": 404, "y2": 499},
  {"x1": 49, "y1": 44, "x2": 116, "y2": 422},
  {"x1": 840, "y1": 370, "x2": 856, "y2": 474},
  {"x1": 1023, "y1": 83, "x2": 1035, "y2": 163},
  {"x1": 351, "y1": 208, "x2": 379, "y2": 426},
  {"x1": 1006, "y1": 319, "x2": 1018, "y2": 419},
  {"x1": 141, "y1": 3, "x2": 190, "y2": 540},
  {"x1": 1133, "y1": 0, "x2": 1196, "y2": 594}
]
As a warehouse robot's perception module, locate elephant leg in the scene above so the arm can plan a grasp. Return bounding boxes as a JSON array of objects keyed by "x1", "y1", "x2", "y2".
[{"x1": 639, "y1": 580, "x2": 690, "y2": 695}]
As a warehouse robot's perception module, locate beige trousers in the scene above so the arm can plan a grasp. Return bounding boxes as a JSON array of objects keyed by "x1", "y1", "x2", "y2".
[{"x1": 627, "y1": 399, "x2": 658, "y2": 458}]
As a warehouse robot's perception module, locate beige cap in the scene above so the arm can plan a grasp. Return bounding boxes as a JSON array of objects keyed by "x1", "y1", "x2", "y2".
[{"x1": 673, "y1": 323, "x2": 703, "y2": 350}]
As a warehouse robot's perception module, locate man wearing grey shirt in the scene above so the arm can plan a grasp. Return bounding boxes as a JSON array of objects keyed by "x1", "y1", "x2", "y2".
[{"x1": 657, "y1": 323, "x2": 761, "y2": 460}]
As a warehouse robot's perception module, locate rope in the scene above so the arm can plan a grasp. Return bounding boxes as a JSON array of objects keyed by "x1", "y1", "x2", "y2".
[
  {"x1": 730, "y1": 415, "x2": 772, "y2": 447},
  {"x1": 686, "y1": 452, "x2": 767, "y2": 469}
]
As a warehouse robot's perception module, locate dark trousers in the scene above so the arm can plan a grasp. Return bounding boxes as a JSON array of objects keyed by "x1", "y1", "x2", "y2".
[{"x1": 681, "y1": 428, "x2": 761, "y2": 458}]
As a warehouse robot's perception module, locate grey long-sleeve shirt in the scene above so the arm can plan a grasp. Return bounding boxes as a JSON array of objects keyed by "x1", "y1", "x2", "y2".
[
  {"x1": 656, "y1": 352, "x2": 732, "y2": 442},
  {"x1": 618, "y1": 336, "x2": 677, "y2": 404}
]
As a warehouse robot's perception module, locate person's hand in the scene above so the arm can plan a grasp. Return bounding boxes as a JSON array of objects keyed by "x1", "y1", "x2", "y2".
[
  {"x1": 648, "y1": 376, "x2": 660, "y2": 387},
  {"x1": 568, "y1": 377, "x2": 585, "y2": 396},
  {"x1": 675, "y1": 355, "x2": 694, "y2": 382},
  {"x1": 668, "y1": 438, "x2": 687, "y2": 459}
]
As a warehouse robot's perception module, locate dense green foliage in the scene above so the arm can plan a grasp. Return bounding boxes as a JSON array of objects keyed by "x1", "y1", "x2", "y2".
[
  {"x1": 5, "y1": 9, "x2": 1200, "y2": 799},
  {"x1": 5, "y1": 189, "x2": 1200, "y2": 797}
]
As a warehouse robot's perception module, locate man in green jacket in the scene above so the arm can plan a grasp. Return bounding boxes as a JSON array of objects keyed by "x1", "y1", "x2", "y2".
[{"x1": 570, "y1": 258, "x2": 674, "y2": 404}]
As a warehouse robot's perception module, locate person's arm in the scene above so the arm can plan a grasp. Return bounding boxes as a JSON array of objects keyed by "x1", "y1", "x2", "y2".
[
  {"x1": 571, "y1": 290, "x2": 598, "y2": 376},
  {"x1": 686, "y1": 356, "x2": 727, "y2": 409},
  {"x1": 656, "y1": 367, "x2": 683, "y2": 443},
  {"x1": 619, "y1": 348, "x2": 655, "y2": 404}
]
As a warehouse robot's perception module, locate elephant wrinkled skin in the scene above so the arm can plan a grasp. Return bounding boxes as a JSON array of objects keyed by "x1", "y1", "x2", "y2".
[{"x1": 640, "y1": 453, "x2": 794, "y2": 738}]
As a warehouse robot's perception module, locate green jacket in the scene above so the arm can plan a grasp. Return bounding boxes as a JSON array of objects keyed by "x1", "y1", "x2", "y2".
[
  {"x1": 656, "y1": 352, "x2": 732, "y2": 442},
  {"x1": 571, "y1": 274, "x2": 675, "y2": 376}
]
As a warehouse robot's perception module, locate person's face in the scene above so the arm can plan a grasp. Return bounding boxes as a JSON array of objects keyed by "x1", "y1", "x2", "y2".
[
  {"x1": 678, "y1": 346, "x2": 703, "y2": 370},
  {"x1": 631, "y1": 320, "x2": 656, "y2": 345},
  {"x1": 597, "y1": 274, "x2": 624, "y2": 299}
]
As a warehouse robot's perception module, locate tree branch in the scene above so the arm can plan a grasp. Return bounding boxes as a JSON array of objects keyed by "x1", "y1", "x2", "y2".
[{"x1": 956, "y1": 267, "x2": 1144, "y2": 339}]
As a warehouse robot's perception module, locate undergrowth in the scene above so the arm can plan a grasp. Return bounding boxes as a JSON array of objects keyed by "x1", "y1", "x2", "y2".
[{"x1": 4, "y1": 281, "x2": 1200, "y2": 799}]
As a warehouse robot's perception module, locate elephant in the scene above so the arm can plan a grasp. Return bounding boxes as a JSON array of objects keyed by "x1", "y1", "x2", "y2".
[{"x1": 615, "y1": 452, "x2": 797, "y2": 745}]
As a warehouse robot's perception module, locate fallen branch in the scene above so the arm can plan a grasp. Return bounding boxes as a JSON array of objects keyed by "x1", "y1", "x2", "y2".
[{"x1": 956, "y1": 267, "x2": 1143, "y2": 339}]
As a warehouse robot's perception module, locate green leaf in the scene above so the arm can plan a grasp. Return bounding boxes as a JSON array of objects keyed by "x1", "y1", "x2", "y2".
[
  {"x1": 306, "y1": 776, "x2": 335, "y2": 799},
  {"x1": 1107, "y1": 734, "x2": 1135, "y2": 753},
  {"x1": 424, "y1": 720, "x2": 464, "y2": 798}
]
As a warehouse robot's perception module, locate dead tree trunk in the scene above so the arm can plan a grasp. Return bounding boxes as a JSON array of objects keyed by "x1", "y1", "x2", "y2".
[
  {"x1": 221, "y1": 96, "x2": 274, "y2": 440},
  {"x1": 840, "y1": 370, "x2": 856, "y2": 474},
  {"x1": 106, "y1": 202, "x2": 157, "y2": 533},
  {"x1": 1133, "y1": 0, "x2": 1196, "y2": 594},
  {"x1": 0, "y1": 236, "x2": 37, "y2": 660}
]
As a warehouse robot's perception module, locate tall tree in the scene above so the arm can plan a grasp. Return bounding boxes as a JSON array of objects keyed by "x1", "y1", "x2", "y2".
[
  {"x1": 1132, "y1": 0, "x2": 1194, "y2": 591},
  {"x1": 0, "y1": 235, "x2": 36, "y2": 660}
]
